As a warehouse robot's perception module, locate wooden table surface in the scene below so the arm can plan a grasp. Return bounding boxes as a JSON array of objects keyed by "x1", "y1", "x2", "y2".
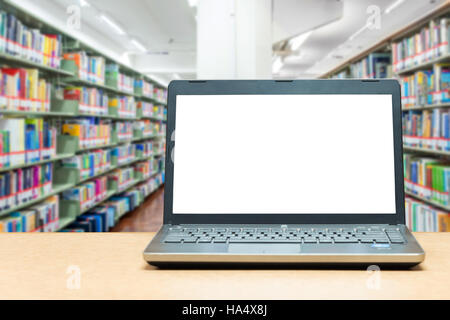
[{"x1": 0, "y1": 232, "x2": 449, "y2": 299}]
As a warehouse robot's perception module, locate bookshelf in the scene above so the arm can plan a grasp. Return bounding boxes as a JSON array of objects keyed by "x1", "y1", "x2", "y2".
[
  {"x1": 0, "y1": 1, "x2": 167, "y2": 232},
  {"x1": 323, "y1": 3, "x2": 450, "y2": 232}
]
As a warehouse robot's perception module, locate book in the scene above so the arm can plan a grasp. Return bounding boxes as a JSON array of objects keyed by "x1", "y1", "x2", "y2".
[
  {"x1": 61, "y1": 176, "x2": 107, "y2": 211},
  {"x1": 64, "y1": 86, "x2": 109, "y2": 116},
  {"x1": 62, "y1": 118, "x2": 111, "y2": 149},
  {"x1": 113, "y1": 121, "x2": 133, "y2": 142},
  {"x1": 402, "y1": 108, "x2": 450, "y2": 151},
  {"x1": 134, "y1": 78, "x2": 154, "y2": 97},
  {"x1": 404, "y1": 154, "x2": 450, "y2": 206},
  {"x1": 63, "y1": 52, "x2": 105, "y2": 85},
  {"x1": 0, "y1": 67, "x2": 51, "y2": 111},
  {"x1": 108, "y1": 96, "x2": 136, "y2": 118},
  {"x1": 134, "y1": 141, "x2": 153, "y2": 158},
  {"x1": 111, "y1": 144, "x2": 135, "y2": 165},
  {"x1": 393, "y1": 17, "x2": 450, "y2": 73},
  {"x1": 0, "y1": 10, "x2": 62, "y2": 68},
  {"x1": 405, "y1": 196, "x2": 449, "y2": 231},
  {"x1": 61, "y1": 149, "x2": 112, "y2": 180}
]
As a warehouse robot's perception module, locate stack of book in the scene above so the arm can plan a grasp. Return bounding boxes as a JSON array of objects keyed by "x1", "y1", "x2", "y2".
[
  {"x1": 0, "y1": 68, "x2": 51, "y2": 111},
  {"x1": 153, "y1": 140, "x2": 166, "y2": 155},
  {"x1": 63, "y1": 52, "x2": 105, "y2": 85},
  {"x1": 61, "y1": 176, "x2": 108, "y2": 211},
  {"x1": 0, "y1": 118, "x2": 57, "y2": 168},
  {"x1": 0, "y1": 195, "x2": 59, "y2": 232},
  {"x1": 134, "y1": 120, "x2": 155, "y2": 137},
  {"x1": 62, "y1": 119, "x2": 111, "y2": 149},
  {"x1": 402, "y1": 109, "x2": 450, "y2": 151},
  {"x1": 392, "y1": 17, "x2": 450, "y2": 73},
  {"x1": 64, "y1": 86, "x2": 109, "y2": 116},
  {"x1": 114, "y1": 121, "x2": 133, "y2": 142},
  {"x1": 134, "y1": 159, "x2": 156, "y2": 180},
  {"x1": 153, "y1": 87, "x2": 167, "y2": 103},
  {"x1": 60, "y1": 149, "x2": 112, "y2": 180},
  {"x1": 350, "y1": 53, "x2": 391, "y2": 78},
  {"x1": 152, "y1": 104, "x2": 165, "y2": 119},
  {"x1": 405, "y1": 196, "x2": 449, "y2": 231},
  {"x1": 134, "y1": 79, "x2": 154, "y2": 97},
  {"x1": 118, "y1": 73, "x2": 134, "y2": 94},
  {"x1": 111, "y1": 144, "x2": 135, "y2": 165},
  {"x1": 135, "y1": 176, "x2": 161, "y2": 198},
  {"x1": 109, "y1": 96, "x2": 136, "y2": 118},
  {"x1": 108, "y1": 167, "x2": 134, "y2": 192},
  {"x1": 134, "y1": 141, "x2": 153, "y2": 158},
  {"x1": 0, "y1": 163, "x2": 53, "y2": 212},
  {"x1": 404, "y1": 154, "x2": 450, "y2": 206},
  {"x1": 0, "y1": 11, "x2": 62, "y2": 68}
]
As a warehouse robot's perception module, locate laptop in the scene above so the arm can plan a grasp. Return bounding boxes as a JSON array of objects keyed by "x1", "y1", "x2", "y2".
[{"x1": 143, "y1": 79, "x2": 425, "y2": 267}]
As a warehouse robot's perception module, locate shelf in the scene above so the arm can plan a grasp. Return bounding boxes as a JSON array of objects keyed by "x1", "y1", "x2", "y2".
[
  {"x1": 403, "y1": 103, "x2": 450, "y2": 111},
  {"x1": 396, "y1": 53, "x2": 450, "y2": 75},
  {"x1": 0, "y1": 153, "x2": 74, "y2": 173},
  {"x1": 0, "y1": 52, "x2": 74, "y2": 77},
  {"x1": 0, "y1": 182, "x2": 74, "y2": 217},
  {"x1": 403, "y1": 146, "x2": 450, "y2": 157},
  {"x1": 405, "y1": 190, "x2": 450, "y2": 211}
]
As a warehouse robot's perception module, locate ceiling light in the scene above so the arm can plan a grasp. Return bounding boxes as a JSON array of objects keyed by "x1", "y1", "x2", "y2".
[
  {"x1": 79, "y1": 0, "x2": 90, "y2": 7},
  {"x1": 289, "y1": 31, "x2": 313, "y2": 51},
  {"x1": 384, "y1": 0, "x2": 405, "y2": 14},
  {"x1": 187, "y1": 0, "x2": 199, "y2": 7},
  {"x1": 99, "y1": 14, "x2": 126, "y2": 35},
  {"x1": 272, "y1": 57, "x2": 284, "y2": 73},
  {"x1": 131, "y1": 39, "x2": 147, "y2": 53}
]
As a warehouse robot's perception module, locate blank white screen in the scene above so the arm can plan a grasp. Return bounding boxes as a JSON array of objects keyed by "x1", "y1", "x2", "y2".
[{"x1": 173, "y1": 94, "x2": 396, "y2": 214}]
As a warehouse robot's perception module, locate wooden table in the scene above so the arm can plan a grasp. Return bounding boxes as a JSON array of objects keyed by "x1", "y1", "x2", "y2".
[{"x1": 0, "y1": 232, "x2": 448, "y2": 299}]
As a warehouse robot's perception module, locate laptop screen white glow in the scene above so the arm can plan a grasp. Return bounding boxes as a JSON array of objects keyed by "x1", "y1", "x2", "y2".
[{"x1": 172, "y1": 94, "x2": 396, "y2": 214}]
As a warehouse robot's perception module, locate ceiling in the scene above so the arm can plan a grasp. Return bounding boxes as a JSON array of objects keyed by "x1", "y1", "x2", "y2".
[{"x1": 13, "y1": 0, "x2": 448, "y2": 83}]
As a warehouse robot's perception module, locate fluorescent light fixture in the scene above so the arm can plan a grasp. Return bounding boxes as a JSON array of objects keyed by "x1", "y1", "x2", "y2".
[
  {"x1": 131, "y1": 38, "x2": 147, "y2": 53},
  {"x1": 272, "y1": 57, "x2": 283, "y2": 73},
  {"x1": 79, "y1": 0, "x2": 90, "y2": 7},
  {"x1": 289, "y1": 30, "x2": 313, "y2": 51},
  {"x1": 99, "y1": 14, "x2": 126, "y2": 35},
  {"x1": 384, "y1": 0, "x2": 405, "y2": 14},
  {"x1": 187, "y1": 0, "x2": 199, "y2": 7}
]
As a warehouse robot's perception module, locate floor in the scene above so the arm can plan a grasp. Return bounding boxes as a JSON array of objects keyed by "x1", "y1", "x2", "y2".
[{"x1": 111, "y1": 187, "x2": 164, "y2": 232}]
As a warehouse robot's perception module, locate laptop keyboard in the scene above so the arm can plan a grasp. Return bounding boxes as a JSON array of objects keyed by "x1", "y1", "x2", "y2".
[{"x1": 163, "y1": 226, "x2": 405, "y2": 244}]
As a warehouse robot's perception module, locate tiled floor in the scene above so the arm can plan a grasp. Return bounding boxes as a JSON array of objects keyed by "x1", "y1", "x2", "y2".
[{"x1": 111, "y1": 187, "x2": 164, "y2": 232}]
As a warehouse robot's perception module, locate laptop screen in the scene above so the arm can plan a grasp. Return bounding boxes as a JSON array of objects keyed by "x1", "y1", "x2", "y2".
[{"x1": 172, "y1": 94, "x2": 396, "y2": 214}]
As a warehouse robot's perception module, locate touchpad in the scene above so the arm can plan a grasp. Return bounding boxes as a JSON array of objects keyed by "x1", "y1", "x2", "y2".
[{"x1": 228, "y1": 244, "x2": 301, "y2": 254}]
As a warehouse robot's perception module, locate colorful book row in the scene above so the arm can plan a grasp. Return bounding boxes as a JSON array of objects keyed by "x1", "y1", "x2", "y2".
[
  {"x1": 0, "y1": 118, "x2": 56, "y2": 168},
  {"x1": 61, "y1": 176, "x2": 108, "y2": 212},
  {"x1": 404, "y1": 154, "x2": 450, "y2": 206},
  {"x1": 63, "y1": 86, "x2": 109, "y2": 116},
  {"x1": 62, "y1": 119, "x2": 111, "y2": 149},
  {"x1": 393, "y1": 17, "x2": 450, "y2": 73},
  {"x1": 405, "y1": 196, "x2": 449, "y2": 231},
  {"x1": 402, "y1": 108, "x2": 450, "y2": 151},
  {"x1": 63, "y1": 51, "x2": 105, "y2": 85},
  {"x1": 0, "y1": 163, "x2": 53, "y2": 212},
  {"x1": 0, "y1": 11, "x2": 62, "y2": 68}
]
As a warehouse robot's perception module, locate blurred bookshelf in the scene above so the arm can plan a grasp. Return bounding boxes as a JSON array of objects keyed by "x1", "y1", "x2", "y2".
[
  {"x1": 0, "y1": 1, "x2": 167, "y2": 232},
  {"x1": 323, "y1": 2, "x2": 450, "y2": 232}
]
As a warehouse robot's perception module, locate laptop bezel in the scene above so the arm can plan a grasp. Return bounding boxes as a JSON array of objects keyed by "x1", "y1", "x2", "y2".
[{"x1": 162, "y1": 79, "x2": 405, "y2": 225}]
